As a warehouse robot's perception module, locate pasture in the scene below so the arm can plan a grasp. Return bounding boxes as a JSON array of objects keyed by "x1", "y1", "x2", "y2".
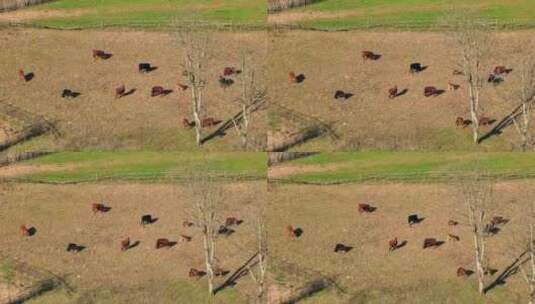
[
  {"x1": 0, "y1": 28, "x2": 267, "y2": 153},
  {"x1": 267, "y1": 181, "x2": 534, "y2": 303},
  {"x1": 0, "y1": 181, "x2": 266, "y2": 303},
  {"x1": 267, "y1": 0, "x2": 535, "y2": 30},
  {"x1": 0, "y1": 0, "x2": 266, "y2": 29},
  {"x1": 268, "y1": 30, "x2": 534, "y2": 152}
]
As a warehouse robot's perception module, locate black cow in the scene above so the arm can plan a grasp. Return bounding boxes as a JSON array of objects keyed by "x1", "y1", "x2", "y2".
[
  {"x1": 140, "y1": 214, "x2": 156, "y2": 226},
  {"x1": 410, "y1": 63, "x2": 424, "y2": 74},
  {"x1": 334, "y1": 243, "x2": 353, "y2": 253},
  {"x1": 66, "y1": 243, "x2": 85, "y2": 252},
  {"x1": 139, "y1": 63, "x2": 156, "y2": 73}
]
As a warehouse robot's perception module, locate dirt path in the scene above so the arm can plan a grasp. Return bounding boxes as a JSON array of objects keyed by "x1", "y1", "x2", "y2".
[{"x1": 0, "y1": 8, "x2": 89, "y2": 22}]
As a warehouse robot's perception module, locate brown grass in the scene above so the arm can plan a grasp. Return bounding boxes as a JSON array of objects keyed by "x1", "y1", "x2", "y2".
[
  {"x1": 0, "y1": 182, "x2": 266, "y2": 301},
  {"x1": 267, "y1": 181, "x2": 535, "y2": 301},
  {"x1": 0, "y1": 28, "x2": 267, "y2": 152},
  {"x1": 268, "y1": 30, "x2": 535, "y2": 151}
]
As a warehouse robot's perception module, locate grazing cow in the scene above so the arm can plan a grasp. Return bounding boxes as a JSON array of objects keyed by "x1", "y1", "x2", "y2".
[
  {"x1": 151, "y1": 86, "x2": 170, "y2": 97},
  {"x1": 448, "y1": 234, "x2": 460, "y2": 242},
  {"x1": 18, "y1": 69, "x2": 28, "y2": 82},
  {"x1": 140, "y1": 214, "x2": 154, "y2": 226},
  {"x1": 358, "y1": 203, "x2": 374, "y2": 213},
  {"x1": 225, "y1": 217, "x2": 242, "y2": 227},
  {"x1": 453, "y1": 69, "x2": 465, "y2": 76},
  {"x1": 201, "y1": 117, "x2": 219, "y2": 128},
  {"x1": 139, "y1": 63, "x2": 154, "y2": 73},
  {"x1": 334, "y1": 90, "x2": 353, "y2": 100},
  {"x1": 183, "y1": 220, "x2": 194, "y2": 227},
  {"x1": 178, "y1": 83, "x2": 189, "y2": 91},
  {"x1": 115, "y1": 85, "x2": 126, "y2": 98},
  {"x1": 493, "y1": 66, "x2": 511, "y2": 75},
  {"x1": 183, "y1": 118, "x2": 195, "y2": 129},
  {"x1": 362, "y1": 51, "x2": 380, "y2": 61},
  {"x1": 92, "y1": 203, "x2": 110, "y2": 213},
  {"x1": 424, "y1": 86, "x2": 441, "y2": 97},
  {"x1": 388, "y1": 86, "x2": 398, "y2": 99},
  {"x1": 491, "y1": 216, "x2": 507, "y2": 225},
  {"x1": 410, "y1": 63, "x2": 423, "y2": 74},
  {"x1": 488, "y1": 74, "x2": 504, "y2": 85},
  {"x1": 448, "y1": 220, "x2": 459, "y2": 226},
  {"x1": 448, "y1": 82, "x2": 460, "y2": 91},
  {"x1": 189, "y1": 268, "x2": 204, "y2": 278},
  {"x1": 286, "y1": 225, "x2": 296, "y2": 238},
  {"x1": 214, "y1": 267, "x2": 228, "y2": 276},
  {"x1": 455, "y1": 117, "x2": 472, "y2": 128},
  {"x1": 218, "y1": 225, "x2": 234, "y2": 236},
  {"x1": 121, "y1": 238, "x2": 130, "y2": 251},
  {"x1": 389, "y1": 237, "x2": 398, "y2": 252},
  {"x1": 179, "y1": 234, "x2": 192, "y2": 242},
  {"x1": 478, "y1": 117, "x2": 492, "y2": 126},
  {"x1": 223, "y1": 67, "x2": 241, "y2": 76},
  {"x1": 334, "y1": 243, "x2": 353, "y2": 253},
  {"x1": 92, "y1": 49, "x2": 112, "y2": 60},
  {"x1": 423, "y1": 238, "x2": 440, "y2": 249},
  {"x1": 62, "y1": 89, "x2": 80, "y2": 99},
  {"x1": 156, "y1": 238, "x2": 174, "y2": 249},
  {"x1": 457, "y1": 267, "x2": 467, "y2": 277},
  {"x1": 219, "y1": 76, "x2": 234, "y2": 88},
  {"x1": 20, "y1": 225, "x2": 30, "y2": 237},
  {"x1": 288, "y1": 72, "x2": 297, "y2": 83},
  {"x1": 408, "y1": 214, "x2": 420, "y2": 226},
  {"x1": 66, "y1": 243, "x2": 84, "y2": 252}
]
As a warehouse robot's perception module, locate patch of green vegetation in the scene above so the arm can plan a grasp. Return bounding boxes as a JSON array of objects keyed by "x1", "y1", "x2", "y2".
[
  {"x1": 16, "y1": 152, "x2": 266, "y2": 183},
  {"x1": 164, "y1": 279, "x2": 246, "y2": 304},
  {"x1": 24, "y1": 0, "x2": 266, "y2": 29},
  {"x1": 278, "y1": 152, "x2": 535, "y2": 184},
  {"x1": 0, "y1": 258, "x2": 14, "y2": 283},
  {"x1": 289, "y1": 0, "x2": 535, "y2": 30}
]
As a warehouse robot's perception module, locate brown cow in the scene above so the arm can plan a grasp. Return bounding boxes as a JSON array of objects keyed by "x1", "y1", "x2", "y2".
[
  {"x1": 457, "y1": 267, "x2": 467, "y2": 277},
  {"x1": 179, "y1": 234, "x2": 192, "y2": 242},
  {"x1": 424, "y1": 86, "x2": 441, "y2": 97},
  {"x1": 288, "y1": 72, "x2": 297, "y2": 83},
  {"x1": 178, "y1": 83, "x2": 189, "y2": 91},
  {"x1": 388, "y1": 86, "x2": 398, "y2": 99},
  {"x1": 92, "y1": 203, "x2": 110, "y2": 213},
  {"x1": 156, "y1": 238, "x2": 174, "y2": 249},
  {"x1": 121, "y1": 237, "x2": 130, "y2": 251},
  {"x1": 448, "y1": 82, "x2": 460, "y2": 91},
  {"x1": 358, "y1": 203, "x2": 374, "y2": 213},
  {"x1": 225, "y1": 217, "x2": 242, "y2": 227},
  {"x1": 493, "y1": 66, "x2": 511, "y2": 75},
  {"x1": 214, "y1": 267, "x2": 228, "y2": 276},
  {"x1": 20, "y1": 225, "x2": 30, "y2": 237},
  {"x1": 189, "y1": 268, "x2": 204, "y2": 278},
  {"x1": 182, "y1": 118, "x2": 195, "y2": 129},
  {"x1": 92, "y1": 49, "x2": 112, "y2": 60},
  {"x1": 286, "y1": 225, "x2": 295, "y2": 238},
  {"x1": 223, "y1": 67, "x2": 241, "y2": 76},
  {"x1": 478, "y1": 117, "x2": 492, "y2": 126},
  {"x1": 423, "y1": 238, "x2": 441, "y2": 249},
  {"x1": 448, "y1": 234, "x2": 460, "y2": 242},
  {"x1": 455, "y1": 117, "x2": 471, "y2": 128},
  {"x1": 115, "y1": 85, "x2": 126, "y2": 99},
  {"x1": 201, "y1": 117, "x2": 219, "y2": 128},
  {"x1": 448, "y1": 220, "x2": 459, "y2": 226},
  {"x1": 362, "y1": 50, "x2": 380, "y2": 61},
  {"x1": 151, "y1": 86, "x2": 171, "y2": 97},
  {"x1": 491, "y1": 216, "x2": 507, "y2": 226},
  {"x1": 18, "y1": 69, "x2": 26, "y2": 82},
  {"x1": 389, "y1": 237, "x2": 398, "y2": 251}
]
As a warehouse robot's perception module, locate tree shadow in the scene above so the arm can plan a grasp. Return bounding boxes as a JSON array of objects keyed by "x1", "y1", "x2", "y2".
[
  {"x1": 484, "y1": 251, "x2": 528, "y2": 294},
  {"x1": 213, "y1": 252, "x2": 259, "y2": 295}
]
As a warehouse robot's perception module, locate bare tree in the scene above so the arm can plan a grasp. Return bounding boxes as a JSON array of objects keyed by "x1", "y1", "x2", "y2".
[
  {"x1": 459, "y1": 171, "x2": 494, "y2": 294},
  {"x1": 176, "y1": 22, "x2": 211, "y2": 146},
  {"x1": 450, "y1": 14, "x2": 492, "y2": 144},
  {"x1": 191, "y1": 176, "x2": 223, "y2": 296},
  {"x1": 510, "y1": 49, "x2": 535, "y2": 151},
  {"x1": 248, "y1": 210, "x2": 269, "y2": 303},
  {"x1": 232, "y1": 51, "x2": 268, "y2": 151}
]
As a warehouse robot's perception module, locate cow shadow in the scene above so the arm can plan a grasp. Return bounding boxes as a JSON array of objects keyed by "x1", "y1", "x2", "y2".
[
  {"x1": 366, "y1": 207, "x2": 377, "y2": 213},
  {"x1": 128, "y1": 241, "x2": 140, "y2": 250},
  {"x1": 370, "y1": 54, "x2": 382, "y2": 60},
  {"x1": 434, "y1": 241, "x2": 445, "y2": 247},
  {"x1": 24, "y1": 72, "x2": 34, "y2": 82},
  {"x1": 195, "y1": 271, "x2": 207, "y2": 279},
  {"x1": 434, "y1": 90, "x2": 445, "y2": 96},
  {"x1": 395, "y1": 240, "x2": 407, "y2": 250},
  {"x1": 218, "y1": 226, "x2": 235, "y2": 237},
  {"x1": 28, "y1": 227, "x2": 37, "y2": 236},
  {"x1": 294, "y1": 227, "x2": 304, "y2": 238},
  {"x1": 412, "y1": 217, "x2": 425, "y2": 225},
  {"x1": 100, "y1": 206, "x2": 112, "y2": 213},
  {"x1": 147, "y1": 217, "x2": 158, "y2": 224},
  {"x1": 395, "y1": 88, "x2": 408, "y2": 97},
  {"x1": 485, "y1": 226, "x2": 501, "y2": 236},
  {"x1": 464, "y1": 270, "x2": 475, "y2": 277},
  {"x1": 160, "y1": 89, "x2": 173, "y2": 96},
  {"x1": 122, "y1": 88, "x2": 136, "y2": 97},
  {"x1": 62, "y1": 90, "x2": 81, "y2": 99},
  {"x1": 296, "y1": 74, "x2": 306, "y2": 83},
  {"x1": 140, "y1": 66, "x2": 158, "y2": 73}
]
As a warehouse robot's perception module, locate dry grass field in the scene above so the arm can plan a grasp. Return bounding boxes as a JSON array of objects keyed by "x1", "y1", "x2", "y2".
[
  {"x1": 268, "y1": 30, "x2": 535, "y2": 152},
  {"x1": 267, "y1": 181, "x2": 535, "y2": 303},
  {"x1": 0, "y1": 182, "x2": 266, "y2": 303},
  {"x1": 0, "y1": 28, "x2": 267, "y2": 152}
]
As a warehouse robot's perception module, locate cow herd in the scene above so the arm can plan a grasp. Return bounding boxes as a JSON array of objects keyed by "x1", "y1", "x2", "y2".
[
  {"x1": 286, "y1": 202, "x2": 509, "y2": 278},
  {"x1": 286, "y1": 49, "x2": 517, "y2": 132},
  {"x1": 18, "y1": 201, "x2": 245, "y2": 281},
  {"x1": 16, "y1": 48, "x2": 249, "y2": 133}
]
